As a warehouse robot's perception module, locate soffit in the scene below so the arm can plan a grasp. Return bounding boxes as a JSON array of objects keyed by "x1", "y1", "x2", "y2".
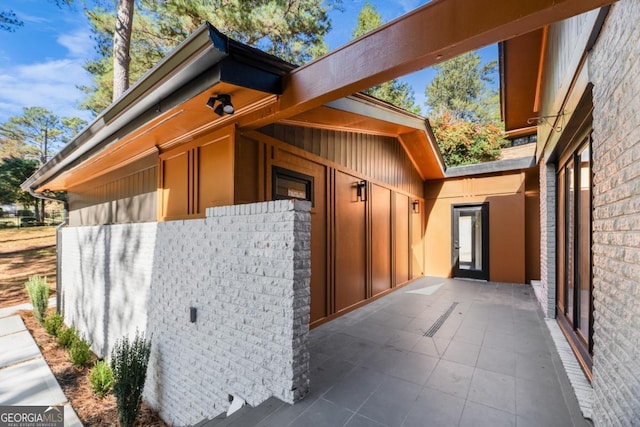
[{"x1": 501, "y1": 29, "x2": 544, "y2": 131}]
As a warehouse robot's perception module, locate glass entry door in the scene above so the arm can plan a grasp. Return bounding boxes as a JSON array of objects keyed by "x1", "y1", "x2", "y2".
[{"x1": 452, "y1": 204, "x2": 489, "y2": 280}]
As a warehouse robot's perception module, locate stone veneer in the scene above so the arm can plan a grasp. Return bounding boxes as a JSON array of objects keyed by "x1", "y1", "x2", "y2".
[
  {"x1": 589, "y1": 0, "x2": 640, "y2": 423},
  {"x1": 61, "y1": 200, "x2": 311, "y2": 426},
  {"x1": 537, "y1": 160, "x2": 556, "y2": 319}
]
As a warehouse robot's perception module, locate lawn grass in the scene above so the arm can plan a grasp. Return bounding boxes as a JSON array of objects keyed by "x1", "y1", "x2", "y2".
[{"x1": 0, "y1": 226, "x2": 57, "y2": 307}]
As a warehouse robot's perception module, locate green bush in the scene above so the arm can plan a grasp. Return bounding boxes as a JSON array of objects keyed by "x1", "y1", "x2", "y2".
[
  {"x1": 25, "y1": 276, "x2": 49, "y2": 324},
  {"x1": 89, "y1": 360, "x2": 114, "y2": 398},
  {"x1": 69, "y1": 337, "x2": 92, "y2": 368},
  {"x1": 111, "y1": 331, "x2": 152, "y2": 427},
  {"x1": 57, "y1": 327, "x2": 79, "y2": 349},
  {"x1": 44, "y1": 313, "x2": 64, "y2": 336}
]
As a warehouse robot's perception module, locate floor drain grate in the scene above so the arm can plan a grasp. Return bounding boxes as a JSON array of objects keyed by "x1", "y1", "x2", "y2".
[{"x1": 424, "y1": 302, "x2": 459, "y2": 337}]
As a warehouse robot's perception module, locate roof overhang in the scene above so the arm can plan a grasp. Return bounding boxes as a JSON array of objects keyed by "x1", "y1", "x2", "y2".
[{"x1": 22, "y1": 23, "x2": 294, "y2": 192}]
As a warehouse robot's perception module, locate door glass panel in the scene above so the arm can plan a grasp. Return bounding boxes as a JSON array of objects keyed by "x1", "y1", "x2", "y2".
[
  {"x1": 578, "y1": 144, "x2": 591, "y2": 342},
  {"x1": 459, "y1": 211, "x2": 482, "y2": 271},
  {"x1": 566, "y1": 158, "x2": 575, "y2": 324}
]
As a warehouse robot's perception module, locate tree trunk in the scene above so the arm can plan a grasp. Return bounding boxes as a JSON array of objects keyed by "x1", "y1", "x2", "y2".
[{"x1": 113, "y1": 0, "x2": 134, "y2": 101}]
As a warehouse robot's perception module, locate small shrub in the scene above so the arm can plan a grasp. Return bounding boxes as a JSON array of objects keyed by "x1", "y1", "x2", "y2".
[
  {"x1": 89, "y1": 360, "x2": 114, "y2": 398},
  {"x1": 57, "y1": 327, "x2": 79, "y2": 349},
  {"x1": 69, "y1": 337, "x2": 92, "y2": 368},
  {"x1": 25, "y1": 276, "x2": 49, "y2": 324},
  {"x1": 111, "y1": 331, "x2": 152, "y2": 427},
  {"x1": 44, "y1": 313, "x2": 64, "y2": 336}
]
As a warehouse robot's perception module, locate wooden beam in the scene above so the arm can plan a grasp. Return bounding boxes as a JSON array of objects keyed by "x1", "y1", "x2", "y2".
[{"x1": 244, "y1": 0, "x2": 615, "y2": 129}]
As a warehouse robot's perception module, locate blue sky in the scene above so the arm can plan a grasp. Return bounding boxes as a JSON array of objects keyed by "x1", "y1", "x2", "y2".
[{"x1": 0, "y1": 0, "x2": 496, "y2": 123}]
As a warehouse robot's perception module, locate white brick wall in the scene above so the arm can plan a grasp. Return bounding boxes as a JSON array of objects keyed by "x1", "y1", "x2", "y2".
[
  {"x1": 61, "y1": 200, "x2": 311, "y2": 426},
  {"x1": 538, "y1": 159, "x2": 556, "y2": 318},
  {"x1": 61, "y1": 222, "x2": 157, "y2": 357},
  {"x1": 589, "y1": 0, "x2": 640, "y2": 424}
]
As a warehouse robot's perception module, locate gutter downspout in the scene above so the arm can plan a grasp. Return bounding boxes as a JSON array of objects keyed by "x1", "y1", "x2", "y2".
[{"x1": 28, "y1": 188, "x2": 68, "y2": 315}]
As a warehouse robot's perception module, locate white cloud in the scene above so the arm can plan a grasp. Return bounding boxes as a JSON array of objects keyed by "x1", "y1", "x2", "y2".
[
  {"x1": 0, "y1": 28, "x2": 94, "y2": 123},
  {"x1": 58, "y1": 28, "x2": 94, "y2": 58},
  {"x1": 0, "y1": 58, "x2": 93, "y2": 122}
]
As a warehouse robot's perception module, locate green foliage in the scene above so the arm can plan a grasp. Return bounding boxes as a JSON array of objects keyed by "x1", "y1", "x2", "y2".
[
  {"x1": 431, "y1": 113, "x2": 507, "y2": 166},
  {"x1": 57, "y1": 326, "x2": 80, "y2": 349},
  {"x1": 44, "y1": 313, "x2": 65, "y2": 337},
  {"x1": 111, "y1": 331, "x2": 152, "y2": 427},
  {"x1": 25, "y1": 276, "x2": 49, "y2": 324},
  {"x1": 0, "y1": 157, "x2": 38, "y2": 207},
  {"x1": 81, "y1": 0, "x2": 340, "y2": 114},
  {"x1": 351, "y1": 1, "x2": 420, "y2": 114},
  {"x1": 69, "y1": 337, "x2": 93, "y2": 368},
  {"x1": 90, "y1": 360, "x2": 114, "y2": 398},
  {"x1": 0, "y1": 10, "x2": 23, "y2": 32},
  {"x1": 425, "y1": 51, "x2": 500, "y2": 124}
]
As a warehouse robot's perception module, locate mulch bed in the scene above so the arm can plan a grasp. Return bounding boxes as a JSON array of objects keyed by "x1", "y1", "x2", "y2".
[{"x1": 19, "y1": 309, "x2": 168, "y2": 427}]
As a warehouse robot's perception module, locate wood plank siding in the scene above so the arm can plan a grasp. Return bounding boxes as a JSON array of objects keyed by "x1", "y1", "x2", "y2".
[
  {"x1": 260, "y1": 124, "x2": 423, "y2": 197},
  {"x1": 68, "y1": 154, "x2": 158, "y2": 226}
]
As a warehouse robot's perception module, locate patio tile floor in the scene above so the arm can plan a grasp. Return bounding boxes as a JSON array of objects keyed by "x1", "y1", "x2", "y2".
[{"x1": 215, "y1": 277, "x2": 590, "y2": 427}]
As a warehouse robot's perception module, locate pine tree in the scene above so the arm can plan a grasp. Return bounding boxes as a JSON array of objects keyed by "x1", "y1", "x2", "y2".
[
  {"x1": 81, "y1": 0, "x2": 340, "y2": 114},
  {"x1": 351, "y1": 1, "x2": 420, "y2": 114},
  {"x1": 425, "y1": 52, "x2": 506, "y2": 166}
]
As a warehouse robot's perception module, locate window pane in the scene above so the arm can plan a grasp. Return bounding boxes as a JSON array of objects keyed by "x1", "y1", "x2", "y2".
[
  {"x1": 577, "y1": 144, "x2": 591, "y2": 344},
  {"x1": 566, "y1": 158, "x2": 575, "y2": 324}
]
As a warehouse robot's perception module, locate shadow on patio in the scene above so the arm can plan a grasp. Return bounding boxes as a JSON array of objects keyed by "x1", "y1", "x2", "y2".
[{"x1": 201, "y1": 277, "x2": 590, "y2": 427}]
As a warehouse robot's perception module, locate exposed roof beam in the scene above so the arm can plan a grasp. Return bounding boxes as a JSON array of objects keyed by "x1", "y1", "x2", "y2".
[{"x1": 244, "y1": 0, "x2": 615, "y2": 129}]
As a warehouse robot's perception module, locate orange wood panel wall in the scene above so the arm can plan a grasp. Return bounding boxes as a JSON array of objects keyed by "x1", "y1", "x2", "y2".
[
  {"x1": 424, "y1": 172, "x2": 529, "y2": 284},
  {"x1": 334, "y1": 170, "x2": 367, "y2": 311},
  {"x1": 159, "y1": 126, "x2": 234, "y2": 221},
  {"x1": 394, "y1": 193, "x2": 410, "y2": 286},
  {"x1": 371, "y1": 184, "x2": 392, "y2": 296}
]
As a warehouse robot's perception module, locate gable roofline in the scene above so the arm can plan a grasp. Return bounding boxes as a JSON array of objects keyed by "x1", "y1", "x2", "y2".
[{"x1": 22, "y1": 23, "x2": 294, "y2": 192}]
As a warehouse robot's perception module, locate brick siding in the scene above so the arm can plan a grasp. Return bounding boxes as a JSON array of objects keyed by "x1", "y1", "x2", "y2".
[
  {"x1": 537, "y1": 159, "x2": 556, "y2": 318},
  {"x1": 60, "y1": 200, "x2": 311, "y2": 426},
  {"x1": 589, "y1": 0, "x2": 640, "y2": 423}
]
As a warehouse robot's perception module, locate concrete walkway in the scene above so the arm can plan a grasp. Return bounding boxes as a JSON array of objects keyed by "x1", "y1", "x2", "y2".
[
  {"x1": 203, "y1": 277, "x2": 592, "y2": 427},
  {"x1": 0, "y1": 314, "x2": 83, "y2": 426}
]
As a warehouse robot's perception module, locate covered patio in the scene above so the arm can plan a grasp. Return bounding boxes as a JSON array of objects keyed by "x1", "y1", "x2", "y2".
[{"x1": 202, "y1": 277, "x2": 589, "y2": 426}]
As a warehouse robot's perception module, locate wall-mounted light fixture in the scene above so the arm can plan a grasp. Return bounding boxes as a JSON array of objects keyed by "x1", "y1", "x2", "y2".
[
  {"x1": 356, "y1": 180, "x2": 367, "y2": 202},
  {"x1": 412, "y1": 200, "x2": 420, "y2": 214},
  {"x1": 206, "y1": 94, "x2": 235, "y2": 116}
]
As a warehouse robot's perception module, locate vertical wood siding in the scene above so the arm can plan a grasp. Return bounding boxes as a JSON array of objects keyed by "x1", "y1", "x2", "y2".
[
  {"x1": 68, "y1": 156, "x2": 157, "y2": 226},
  {"x1": 261, "y1": 124, "x2": 424, "y2": 197}
]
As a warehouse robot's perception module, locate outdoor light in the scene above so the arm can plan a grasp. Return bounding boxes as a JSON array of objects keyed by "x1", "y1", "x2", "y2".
[
  {"x1": 412, "y1": 200, "x2": 420, "y2": 214},
  {"x1": 206, "y1": 94, "x2": 235, "y2": 116},
  {"x1": 356, "y1": 180, "x2": 367, "y2": 202}
]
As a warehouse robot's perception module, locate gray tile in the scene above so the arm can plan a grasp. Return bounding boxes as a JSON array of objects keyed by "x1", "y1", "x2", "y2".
[
  {"x1": 386, "y1": 330, "x2": 422, "y2": 351},
  {"x1": 459, "y1": 401, "x2": 515, "y2": 427},
  {"x1": 467, "y1": 368, "x2": 516, "y2": 414},
  {"x1": 0, "y1": 358, "x2": 66, "y2": 405},
  {"x1": 257, "y1": 392, "x2": 323, "y2": 427},
  {"x1": 441, "y1": 339, "x2": 480, "y2": 367},
  {"x1": 515, "y1": 352, "x2": 558, "y2": 385},
  {"x1": 402, "y1": 386, "x2": 465, "y2": 427},
  {"x1": 362, "y1": 345, "x2": 406, "y2": 374},
  {"x1": 289, "y1": 398, "x2": 353, "y2": 427},
  {"x1": 344, "y1": 321, "x2": 397, "y2": 345},
  {"x1": 310, "y1": 357, "x2": 356, "y2": 394},
  {"x1": 358, "y1": 376, "x2": 421, "y2": 426},
  {"x1": 453, "y1": 325, "x2": 485, "y2": 346},
  {"x1": 411, "y1": 337, "x2": 439, "y2": 357},
  {"x1": 324, "y1": 366, "x2": 385, "y2": 411},
  {"x1": 482, "y1": 330, "x2": 516, "y2": 352},
  {"x1": 476, "y1": 346, "x2": 516, "y2": 376},
  {"x1": 388, "y1": 351, "x2": 438, "y2": 385},
  {"x1": 515, "y1": 377, "x2": 572, "y2": 425},
  {"x1": 333, "y1": 337, "x2": 384, "y2": 367},
  {"x1": 344, "y1": 414, "x2": 387, "y2": 427},
  {"x1": 426, "y1": 359, "x2": 474, "y2": 398}
]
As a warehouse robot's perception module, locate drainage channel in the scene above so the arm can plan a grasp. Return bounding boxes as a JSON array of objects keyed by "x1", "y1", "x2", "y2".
[{"x1": 424, "y1": 302, "x2": 459, "y2": 337}]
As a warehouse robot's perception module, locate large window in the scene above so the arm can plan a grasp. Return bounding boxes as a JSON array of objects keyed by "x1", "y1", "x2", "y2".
[{"x1": 557, "y1": 134, "x2": 593, "y2": 375}]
